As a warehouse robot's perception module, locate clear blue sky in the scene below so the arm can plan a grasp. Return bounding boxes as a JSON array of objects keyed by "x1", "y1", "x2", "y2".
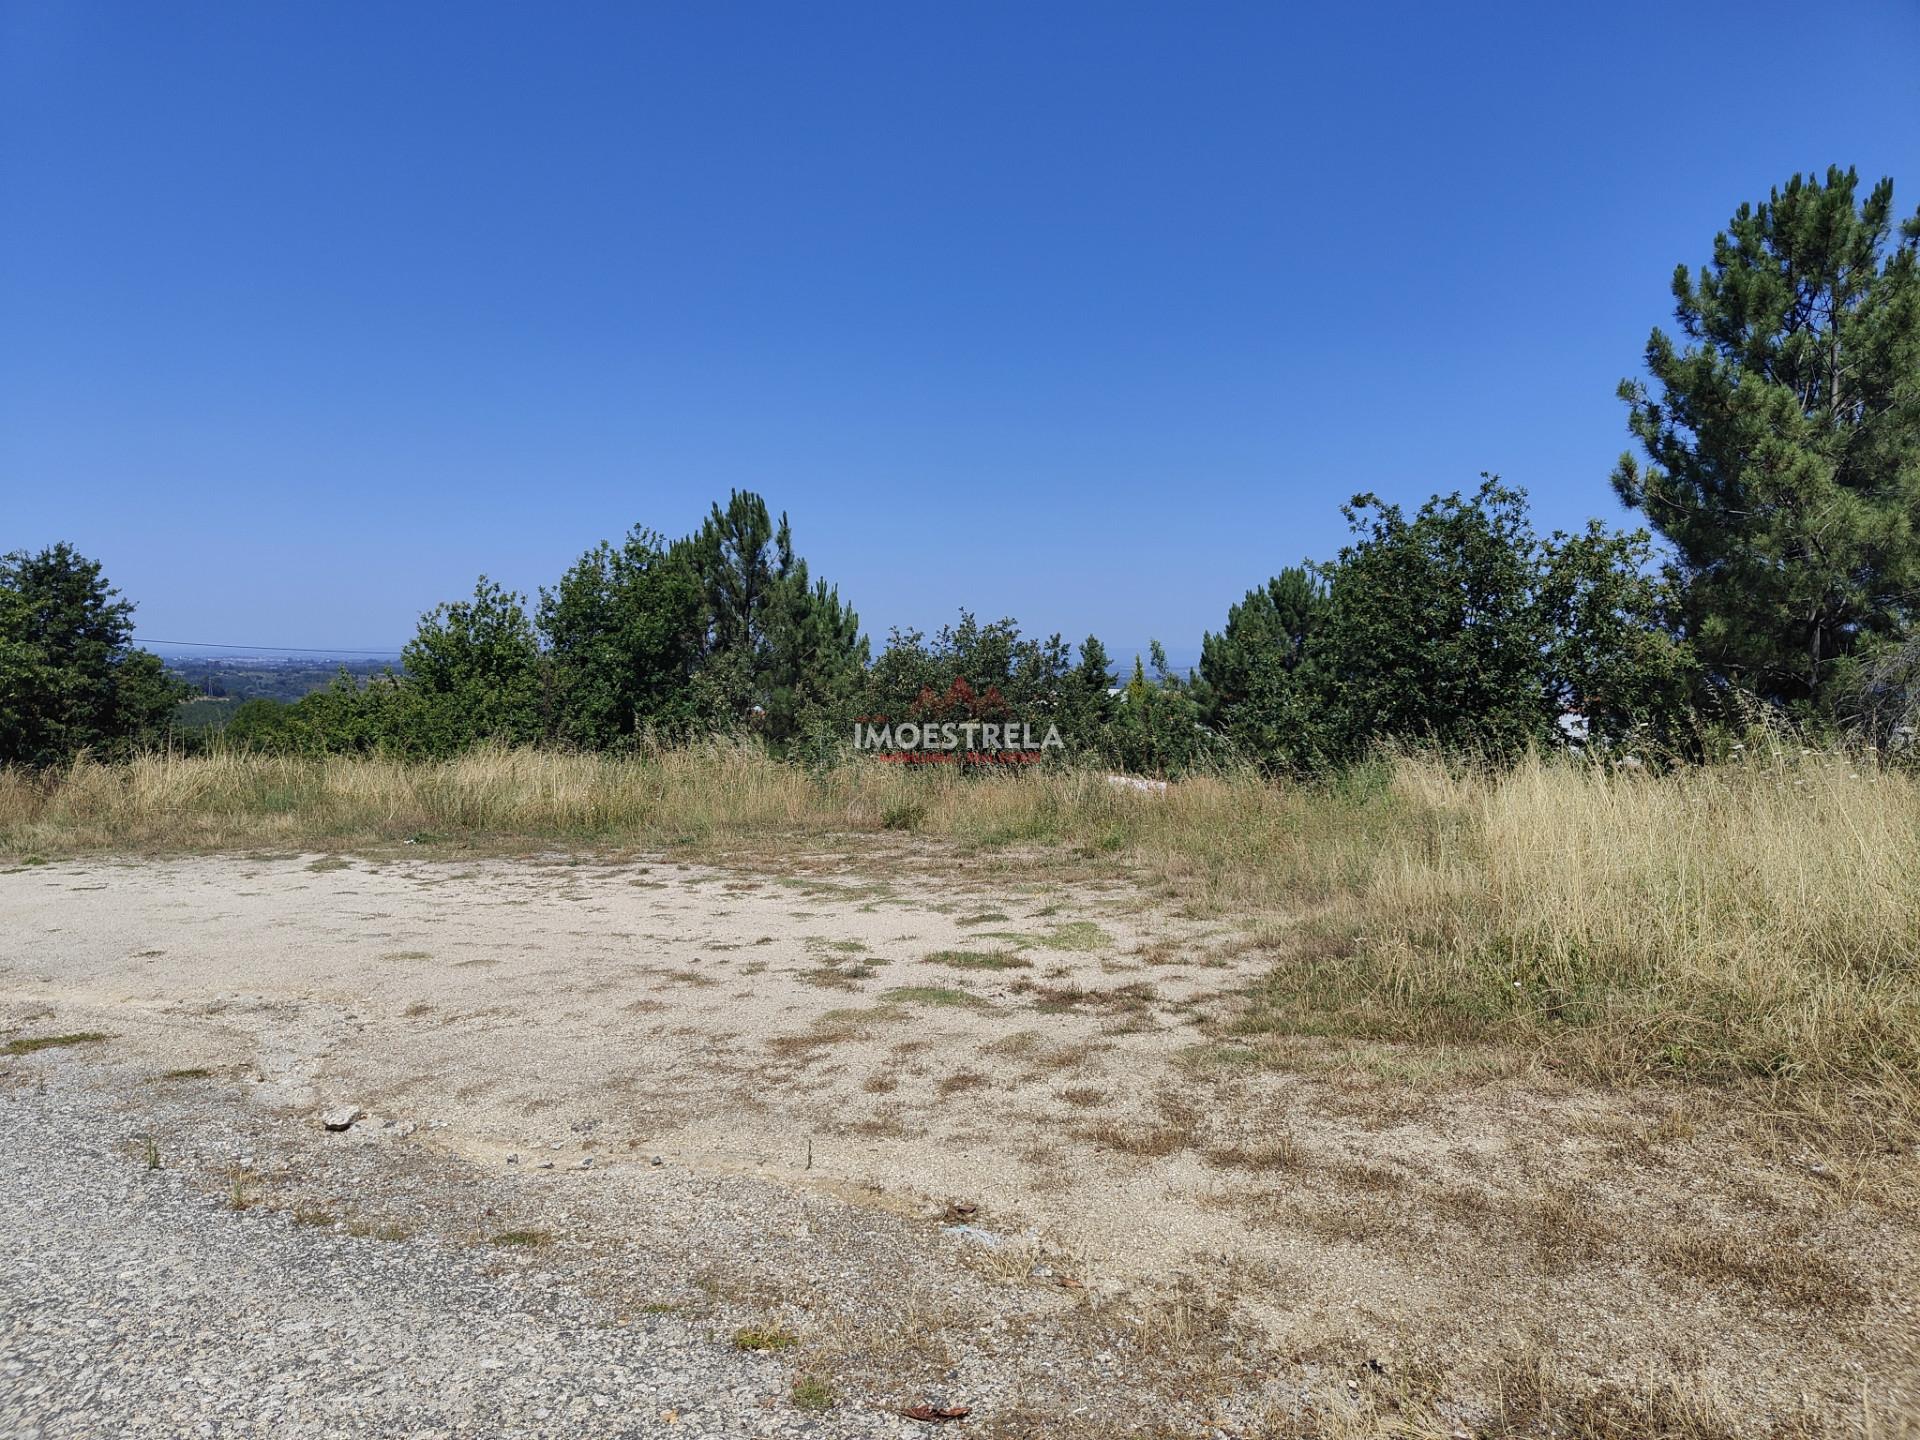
[{"x1": 4, "y1": 2, "x2": 1918, "y2": 665}]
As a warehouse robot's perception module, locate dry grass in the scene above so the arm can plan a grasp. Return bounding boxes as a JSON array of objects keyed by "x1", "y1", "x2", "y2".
[{"x1": 5, "y1": 743, "x2": 1918, "y2": 1130}]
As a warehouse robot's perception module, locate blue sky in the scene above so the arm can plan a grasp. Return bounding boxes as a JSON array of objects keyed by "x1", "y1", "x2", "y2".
[{"x1": 4, "y1": 2, "x2": 1918, "y2": 666}]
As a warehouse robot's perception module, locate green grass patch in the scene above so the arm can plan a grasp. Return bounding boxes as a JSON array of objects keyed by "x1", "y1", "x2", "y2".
[
  {"x1": 1037, "y1": 921, "x2": 1113, "y2": 951},
  {"x1": 733, "y1": 1325, "x2": 798, "y2": 1351},
  {"x1": 805, "y1": 937, "x2": 870, "y2": 955},
  {"x1": 791, "y1": 1374, "x2": 835, "y2": 1411},
  {"x1": 924, "y1": 948, "x2": 1029, "y2": 970},
  {"x1": 488, "y1": 1229, "x2": 552, "y2": 1248},
  {"x1": 882, "y1": 985, "x2": 987, "y2": 1008},
  {"x1": 3, "y1": 1031, "x2": 109, "y2": 1056}
]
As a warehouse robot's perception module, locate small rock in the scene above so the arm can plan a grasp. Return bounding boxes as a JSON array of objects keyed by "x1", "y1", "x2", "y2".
[
  {"x1": 577, "y1": 1157, "x2": 593, "y2": 1170},
  {"x1": 321, "y1": 1106, "x2": 362, "y2": 1133},
  {"x1": 650, "y1": 1155, "x2": 665, "y2": 1167}
]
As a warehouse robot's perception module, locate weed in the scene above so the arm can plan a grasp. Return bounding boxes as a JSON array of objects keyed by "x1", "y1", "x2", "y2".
[
  {"x1": 924, "y1": 948, "x2": 1028, "y2": 970},
  {"x1": 3, "y1": 1031, "x2": 108, "y2": 1056},
  {"x1": 1037, "y1": 921, "x2": 1112, "y2": 951},
  {"x1": 881, "y1": 986, "x2": 986, "y2": 1009},
  {"x1": 733, "y1": 1325, "x2": 798, "y2": 1351},
  {"x1": 791, "y1": 1374, "x2": 835, "y2": 1411},
  {"x1": 489, "y1": 1229, "x2": 552, "y2": 1248}
]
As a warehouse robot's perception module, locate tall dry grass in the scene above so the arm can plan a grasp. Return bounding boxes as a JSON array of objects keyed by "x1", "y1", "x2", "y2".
[
  {"x1": 3, "y1": 744, "x2": 1916, "y2": 1114},
  {"x1": 1235, "y1": 753, "x2": 1920, "y2": 1120}
]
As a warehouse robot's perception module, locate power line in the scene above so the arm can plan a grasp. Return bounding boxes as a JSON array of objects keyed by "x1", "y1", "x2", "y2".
[{"x1": 138, "y1": 638, "x2": 403, "y2": 657}]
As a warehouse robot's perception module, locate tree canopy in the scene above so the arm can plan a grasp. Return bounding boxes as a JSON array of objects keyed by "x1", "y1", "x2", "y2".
[
  {"x1": 1613, "y1": 166, "x2": 1920, "y2": 707},
  {"x1": 15, "y1": 168, "x2": 1920, "y2": 774}
]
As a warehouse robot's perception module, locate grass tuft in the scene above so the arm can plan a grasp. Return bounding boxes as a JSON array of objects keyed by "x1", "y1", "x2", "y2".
[
  {"x1": 3, "y1": 1031, "x2": 109, "y2": 1056},
  {"x1": 732, "y1": 1325, "x2": 798, "y2": 1351},
  {"x1": 790, "y1": 1374, "x2": 835, "y2": 1411},
  {"x1": 924, "y1": 948, "x2": 1029, "y2": 970},
  {"x1": 488, "y1": 1229, "x2": 551, "y2": 1248},
  {"x1": 882, "y1": 985, "x2": 987, "y2": 1008}
]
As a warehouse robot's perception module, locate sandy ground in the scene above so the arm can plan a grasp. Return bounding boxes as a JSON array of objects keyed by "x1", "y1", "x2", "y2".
[{"x1": 3, "y1": 848, "x2": 1916, "y2": 1436}]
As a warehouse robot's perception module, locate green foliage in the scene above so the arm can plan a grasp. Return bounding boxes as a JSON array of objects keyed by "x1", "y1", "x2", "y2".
[
  {"x1": 1536, "y1": 521, "x2": 1696, "y2": 745},
  {"x1": 855, "y1": 613, "x2": 1078, "y2": 759},
  {"x1": 0, "y1": 543, "x2": 189, "y2": 766},
  {"x1": 1206, "y1": 481, "x2": 1693, "y2": 768},
  {"x1": 1833, "y1": 635, "x2": 1920, "y2": 753},
  {"x1": 400, "y1": 577, "x2": 546, "y2": 754},
  {"x1": 223, "y1": 697, "x2": 301, "y2": 750},
  {"x1": 205, "y1": 492, "x2": 865, "y2": 760},
  {"x1": 538, "y1": 528, "x2": 707, "y2": 748},
  {"x1": 760, "y1": 561, "x2": 867, "y2": 748},
  {"x1": 1107, "y1": 644, "x2": 1221, "y2": 776},
  {"x1": 1308, "y1": 480, "x2": 1548, "y2": 761},
  {"x1": 681, "y1": 493, "x2": 867, "y2": 743},
  {"x1": 1614, "y1": 167, "x2": 1920, "y2": 707},
  {"x1": 1198, "y1": 567, "x2": 1327, "y2": 759}
]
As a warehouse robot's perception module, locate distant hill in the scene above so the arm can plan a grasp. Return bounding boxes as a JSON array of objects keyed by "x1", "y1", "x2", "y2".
[{"x1": 162, "y1": 654, "x2": 402, "y2": 730}]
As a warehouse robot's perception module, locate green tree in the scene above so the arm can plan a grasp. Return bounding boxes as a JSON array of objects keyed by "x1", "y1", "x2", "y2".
[
  {"x1": 1198, "y1": 565, "x2": 1327, "y2": 760},
  {"x1": 223, "y1": 697, "x2": 300, "y2": 751},
  {"x1": 1537, "y1": 521, "x2": 1696, "y2": 747},
  {"x1": 690, "y1": 491, "x2": 783, "y2": 661},
  {"x1": 538, "y1": 529, "x2": 707, "y2": 747},
  {"x1": 682, "y1": 492, "x2": 867, "y2": 739},
  {"x1": 1109, "y1": 643, "x2": 1218, "y2": 776},
  {"x1": 1254, "y1": 480, "x2": 1692, "y2": 767},
  {"x1": 763, "y1": 571, "x2": 868, "y2": 747},
  {"x1": 0, "y1": 543, "x2": 188, "y2": 765},
  {"x1": 859, "y1": 613, "x2": 1078, "y2": 759},
  {"x1": 1057, "y1": 635, "x2": 1117, "y2": 761},
  {"x1": 1298, "y1": 481, "x2": 1548, "y2": 763},
  {"x1": 401, "y1": 577, "x2": 544, "y2": 753},
  {"x1": 1613, "y1": 167, "x2": 1920, "y2": 706}
]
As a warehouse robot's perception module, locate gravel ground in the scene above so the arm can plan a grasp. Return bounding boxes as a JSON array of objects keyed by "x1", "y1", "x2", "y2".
[
  {"x1": 0, "y1": 1073, "x2": 982, "y2": 1440},
  {"x1": 5, "y1": 853, "x2": 1916, "y2": 1439}
]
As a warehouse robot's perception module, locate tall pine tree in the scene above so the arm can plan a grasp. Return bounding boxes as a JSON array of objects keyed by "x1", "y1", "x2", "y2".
[{"x1": 1613, "y1": 167, "x2": 1920, "y2": 705}]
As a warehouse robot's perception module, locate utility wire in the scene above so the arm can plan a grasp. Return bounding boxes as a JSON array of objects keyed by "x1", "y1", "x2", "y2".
[{"x1": 137, "y1": 638, "x2": 403, "y2": 657}]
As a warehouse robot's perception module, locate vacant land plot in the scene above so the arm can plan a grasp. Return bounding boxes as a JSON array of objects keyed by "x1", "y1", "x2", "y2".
[{"x1": 2, "y1": 838, "x2": 1915, "y2": 1438}]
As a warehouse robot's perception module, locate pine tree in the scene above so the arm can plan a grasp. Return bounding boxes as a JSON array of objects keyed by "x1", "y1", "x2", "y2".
[
  {"x1": 1197, "y1": 565, "x2": 1326, "y2": 750},
  {"x1": 1613, "y1": 167, "x2": 1920, "y2": 705}
]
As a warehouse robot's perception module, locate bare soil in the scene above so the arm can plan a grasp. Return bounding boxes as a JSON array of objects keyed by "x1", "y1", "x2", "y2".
[{"x1": 2, "y1": 847, "x2": 1915, "y2": 1437}]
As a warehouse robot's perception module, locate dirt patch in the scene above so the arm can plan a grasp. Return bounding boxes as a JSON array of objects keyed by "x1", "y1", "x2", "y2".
[{"x1": 2, "y1": 849, "x2": 1915, "y2": 1435}]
